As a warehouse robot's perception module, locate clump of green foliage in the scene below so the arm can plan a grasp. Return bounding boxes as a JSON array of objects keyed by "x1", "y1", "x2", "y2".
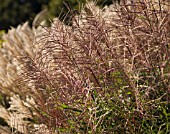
[{"x1": 0, "y1": 0, "x2": 169, "y2": 133}]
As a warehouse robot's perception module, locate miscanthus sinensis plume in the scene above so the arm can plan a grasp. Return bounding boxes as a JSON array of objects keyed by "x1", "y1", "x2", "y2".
[{"x1": 0, "y1": 0, "x2": 169, "y2": 133}]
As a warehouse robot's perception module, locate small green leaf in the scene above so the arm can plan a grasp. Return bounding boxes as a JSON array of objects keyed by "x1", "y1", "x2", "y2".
[
  {"x1": 60, "y1": 104, "x2": 70, "y2": 109},
  {"x1": 127, "y1": 92, "x2": 132, "y2": 95}
]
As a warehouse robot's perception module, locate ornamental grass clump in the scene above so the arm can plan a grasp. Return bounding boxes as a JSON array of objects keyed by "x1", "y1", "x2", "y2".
[
  {"x1": 0, "y1": 22, "x2": 42, "y2": 133},
  {"x1": 0, "y1": 0, "x2": 169, "y2": 133}
]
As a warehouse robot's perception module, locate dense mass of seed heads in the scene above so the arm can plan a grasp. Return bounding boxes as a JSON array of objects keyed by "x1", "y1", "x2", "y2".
[{"x1": 0, "y1": 0, "x2": 169, "y2": 133}]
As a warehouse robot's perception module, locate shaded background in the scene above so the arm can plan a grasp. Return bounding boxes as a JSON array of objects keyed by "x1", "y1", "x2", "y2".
[{"x1": 0, "y1": 0, "x2": 116, "y2": 31}]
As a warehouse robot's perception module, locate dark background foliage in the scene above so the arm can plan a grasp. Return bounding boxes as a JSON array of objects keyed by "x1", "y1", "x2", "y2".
[
  {"x1": 0, "y1": 0, "x2": 116, "y2": 31},
  {"x1": 0, "y1": 0, "x2": 48, "y2": 30}
]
